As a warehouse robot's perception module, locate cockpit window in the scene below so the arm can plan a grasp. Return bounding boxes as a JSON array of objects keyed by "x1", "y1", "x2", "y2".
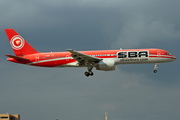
[{"x1": 165, "y1": 53, "x2": 171, "y2": 55}]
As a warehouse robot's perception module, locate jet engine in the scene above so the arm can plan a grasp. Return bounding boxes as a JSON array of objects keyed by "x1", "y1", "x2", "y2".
[{"x1": 96, "y1": 58, "x2": 116, "y2": 71}]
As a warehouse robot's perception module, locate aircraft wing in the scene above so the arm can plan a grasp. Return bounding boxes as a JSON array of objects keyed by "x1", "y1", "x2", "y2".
[
  {"x1": 5, "y1": 55, "x2": 29, "y2": 61},
  {"x1": 67, "y1": 49, "x2": 102, "y2": 62}
]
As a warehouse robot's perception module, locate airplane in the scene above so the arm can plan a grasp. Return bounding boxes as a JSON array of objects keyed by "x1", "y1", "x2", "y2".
[{"x1": 5, "y1": 29, "x2": 176, "y2": 77}]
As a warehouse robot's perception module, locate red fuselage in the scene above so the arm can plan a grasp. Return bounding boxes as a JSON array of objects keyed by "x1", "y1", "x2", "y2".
[{"x1": 8, "y1": 49, "x2": 176, "y2": 67}]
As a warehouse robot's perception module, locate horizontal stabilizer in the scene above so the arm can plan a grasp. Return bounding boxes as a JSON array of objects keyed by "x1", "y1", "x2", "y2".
[{"x1": 5, "y1": 55, "x2": 29, "y2": 60}]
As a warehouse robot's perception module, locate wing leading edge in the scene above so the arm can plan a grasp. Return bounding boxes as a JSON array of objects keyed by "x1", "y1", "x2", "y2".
[{"x1": 67, "y1": 49, "x2": 102, "y2": 63}]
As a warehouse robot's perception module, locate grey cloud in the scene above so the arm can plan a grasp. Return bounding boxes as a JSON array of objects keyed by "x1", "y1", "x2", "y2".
[
  {"x1": 1, "y1": 62, "x2": 180, "y2": 120},
  {"x1": 111, "y1": 18, "x2": 180, "y2": 48}
]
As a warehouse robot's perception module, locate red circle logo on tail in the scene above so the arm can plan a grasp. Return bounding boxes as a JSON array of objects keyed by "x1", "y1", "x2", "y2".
[
  {"x1": 14, "y1": 39, "x2": 21, "y2": 46},
  {"x1": 10, "y1": 35, "x2": 25, "y2": 50}
]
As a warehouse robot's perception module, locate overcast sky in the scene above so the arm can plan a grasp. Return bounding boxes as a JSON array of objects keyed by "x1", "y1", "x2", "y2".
[{"x1": 0, "y1": 0, "x2": 180, "y2": 120}]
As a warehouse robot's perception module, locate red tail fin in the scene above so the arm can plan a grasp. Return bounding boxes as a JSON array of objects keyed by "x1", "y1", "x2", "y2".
[{"x1": 5, "y1": 29, "x2": 38, "y2": 56}]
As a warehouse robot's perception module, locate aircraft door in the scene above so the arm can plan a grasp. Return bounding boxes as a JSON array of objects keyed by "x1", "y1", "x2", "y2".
[
  {"x1": 36, "y1": 54, "x2": 39, "y2": 61},
  {"x1": 66, "y1": 55, "x2": 69, "y2": 61},
  {"x1": 157, "y1": 51, "x2": 161, "y2": 57}
]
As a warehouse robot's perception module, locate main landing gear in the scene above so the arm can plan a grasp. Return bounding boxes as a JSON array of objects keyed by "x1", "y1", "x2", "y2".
[
  {"x1": 84, "y1": 71, "x2": 94, "y2": 77},
  {"x1": 84, "y1": 65, "x2": 94, "y2": 77},
  {"x1": 153, "y1": 63, "x2": 159, "y2": 73}
]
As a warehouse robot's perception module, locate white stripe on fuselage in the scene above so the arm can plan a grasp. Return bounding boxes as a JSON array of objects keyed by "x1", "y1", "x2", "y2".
[{"x1": 27, "y1": 57, "x2": 72, "y2": 65}]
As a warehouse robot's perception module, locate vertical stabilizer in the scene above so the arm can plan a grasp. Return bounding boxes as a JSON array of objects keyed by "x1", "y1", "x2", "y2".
[{"x1": 5, "y1": 29, "x2": 38, "y2": 56}]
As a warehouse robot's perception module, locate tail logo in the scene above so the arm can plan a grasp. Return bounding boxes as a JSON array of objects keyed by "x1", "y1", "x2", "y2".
[{"x1": 10, "y1": 35, "x2": 25, "y2": 50}]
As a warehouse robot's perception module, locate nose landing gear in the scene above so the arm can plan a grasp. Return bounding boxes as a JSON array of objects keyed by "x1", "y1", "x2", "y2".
[{"x1": 153, "y1": 63, "x2": 159, "y2": 73}]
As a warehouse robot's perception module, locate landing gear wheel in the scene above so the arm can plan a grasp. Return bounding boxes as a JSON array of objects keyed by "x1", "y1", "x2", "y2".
[
  {"x1": 154, "y1": 70, "x2": 157, "y2": 73},
  {"x1": 85, "y1": 72, "x2": 89, "y2": 77},
  {"x1": 89, "y1": 71, "x2": 94, "y2": 76}
]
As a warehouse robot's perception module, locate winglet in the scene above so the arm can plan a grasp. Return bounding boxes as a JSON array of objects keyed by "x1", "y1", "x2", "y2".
[{"x1": 67, "y1": 49, "x2": 74, "y2": 52}]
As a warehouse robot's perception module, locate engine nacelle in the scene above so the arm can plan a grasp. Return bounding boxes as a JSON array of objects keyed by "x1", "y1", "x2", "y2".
[{"x1": 96, "y1": 59, "x2": 116, "y2": 71}]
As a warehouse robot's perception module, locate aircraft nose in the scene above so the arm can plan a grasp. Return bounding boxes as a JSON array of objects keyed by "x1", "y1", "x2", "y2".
[{"x1": 172, "y1": 55, "x2": 176, "y2": 61}]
